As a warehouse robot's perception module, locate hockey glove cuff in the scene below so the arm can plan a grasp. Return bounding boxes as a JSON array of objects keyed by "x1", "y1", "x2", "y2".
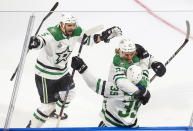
[
  {"x1": 134, "y1": 85, "x2": 151, "y2": 105},
  {"x1": 29, "y1": 36, "x2": 41, "y2": 49},
  {"x1": 151, "y1": 61, "x2": 166, "y2": 77},
  {"x1": 71, "y1": 56, "x2": 88, "y2": 74}
]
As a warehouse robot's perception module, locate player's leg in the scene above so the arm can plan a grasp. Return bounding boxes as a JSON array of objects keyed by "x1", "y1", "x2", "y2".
[
  {"x1": 98, "y1": 121, "x2": 107, "y2": 127},
  {"x1": 49, "y1": 73, "x2": 75, "y2": 120},
  {"x1": 27, "y1": 75, "x2": 57, "y2": 128}
]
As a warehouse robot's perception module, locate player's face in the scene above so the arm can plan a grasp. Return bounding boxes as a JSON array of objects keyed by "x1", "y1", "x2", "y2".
[
  {"x1": 121, "y1": 51, "x2": 136, "y2": 63},
  {"x1": 64, "y1": 23, "x2": 76, "y2": 36}
]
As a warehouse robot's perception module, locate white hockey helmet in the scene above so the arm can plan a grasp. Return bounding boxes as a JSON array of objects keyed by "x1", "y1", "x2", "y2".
[
  {"x1": 60, "y1": 13, "x2": 77, "y2": 24},
  {"x1": 119, "y1": 38, "x2": 136, "y2": 53},
  {"x1": 127, "y1": 65, "x2": 143, "y2": 84}
]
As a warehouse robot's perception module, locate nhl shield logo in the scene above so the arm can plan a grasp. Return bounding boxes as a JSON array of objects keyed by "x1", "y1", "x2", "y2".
[{"x1": 58, "y1": 42, "x2": 62, "y2": 48}]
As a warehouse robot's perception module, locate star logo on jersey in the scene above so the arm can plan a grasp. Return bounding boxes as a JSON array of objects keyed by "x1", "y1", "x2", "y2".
[{"x1": 55, "y1": 46, "x2": 72, "y2": 64}]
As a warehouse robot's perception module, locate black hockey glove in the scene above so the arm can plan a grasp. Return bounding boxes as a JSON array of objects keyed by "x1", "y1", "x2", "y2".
[
  {"x1": 71, "y1": 56, "x2": 88, "y2": 74},
  {"x1": 94, "y1": 26, "x2": 122, "y2": 43},
  {"x1": 151, "y1": 61, "x2": 166, "y2": 77},
  {"x1": 134, "y1": 85, "x2": 151, "y2": 105},
  {"x1": 135, "y1": 44, "x2": 150, "y2": 59},
  {"x1": 29, "y1": 36, "x2": 41, "y2": 49}
]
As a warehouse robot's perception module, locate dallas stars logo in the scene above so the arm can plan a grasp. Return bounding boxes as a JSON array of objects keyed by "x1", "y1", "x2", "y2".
[{"x1": 55, "y1": 46, "x2": 72, "y2": 64}]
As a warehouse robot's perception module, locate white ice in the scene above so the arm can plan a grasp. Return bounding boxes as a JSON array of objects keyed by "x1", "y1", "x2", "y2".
[{"x1": 0, "y1": 0, "x2": 193, "y2": 128}]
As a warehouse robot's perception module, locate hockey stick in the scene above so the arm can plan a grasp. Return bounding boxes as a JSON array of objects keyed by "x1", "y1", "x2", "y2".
[
  {"x1": 10, "y1": 2, "x2": 59, "y2": 81},
  {"x1": 150, "y1": 20, "x2": 190, "y2": 83},
  {"x1": 56, "y1": 25, "x2": 104, "y2": 127}
]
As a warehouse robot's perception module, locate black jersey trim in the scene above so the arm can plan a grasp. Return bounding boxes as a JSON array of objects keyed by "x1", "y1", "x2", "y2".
[
  {"x1": 37, "y1": 60, "x2": 67, "y2": 71},
  {"x1": 106, "y1": 109, "x2": 137, "y2": 127},
  {"x1": 113, "y1": 73, "x2": 125, "y2": 80},
  {"x1": 37, "y1": 109, "x2": 49, "y2": 118},
  {"x1": 106, "y1": 110, "x2": 123, "y2": 124},
  {"x1": 101, "y1": 81, "x2": 106, "y2": 96},
  {"x1": 143, "y1": 72, "x2": 148, "y2": 77}
]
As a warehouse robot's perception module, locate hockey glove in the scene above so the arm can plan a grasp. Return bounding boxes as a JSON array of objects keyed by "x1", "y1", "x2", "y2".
[
  {"x1": 134, "y1": 85, "x2": 151, "y2": 105},
  {"x1": 94, "y1": 26, "x2": 122, "y2": 43},
  {"x1": 71, "y1": 56, "x2": 88, "y2": 74},
  {"x1": 151, "y1": 61, "x2": 166, "y2": 77},
  {"x1": 29, "y1": 36, "x2": 41, "y2": 49}
]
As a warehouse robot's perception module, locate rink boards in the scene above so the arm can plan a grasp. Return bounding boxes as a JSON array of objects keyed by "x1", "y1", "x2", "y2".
[{"x1": 0, "y1": 126, "x2": 190, "y2": 131}]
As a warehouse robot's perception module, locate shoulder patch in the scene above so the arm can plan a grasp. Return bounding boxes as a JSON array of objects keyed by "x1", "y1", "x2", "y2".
[
  {"x1": 113, "y1": 54, "x2": 131, "y2": 69},
  {"x1": 47, "y1": 25, "x2": 64, "y2": 41}
]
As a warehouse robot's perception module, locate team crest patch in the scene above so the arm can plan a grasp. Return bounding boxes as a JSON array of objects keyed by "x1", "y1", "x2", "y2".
[
  {"x1": 119, "y1": 62, "x2": 125, "y2": 67},
  {"x1": 50, "y1": 28, "x2": 56, "y2": 33}
]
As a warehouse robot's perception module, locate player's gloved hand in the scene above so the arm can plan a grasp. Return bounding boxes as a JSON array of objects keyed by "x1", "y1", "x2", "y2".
[
  {"x1": 57, "y1": 89, "x2": 75, "y2": 103},
  {"x1": 58, "y1": 91, "x2": 66, "y2": 102},
  {"x1": 134, "y1": 85, "x2": 151, "y2": 105},
  {"x1": 29, "y1": 36, "x2": 40, "y2": 49},
  {"x1": 71, "y1": 56, "x2": 88, "y2": 74},
  {"x1": 138, "y1": 70, "x2": 149, "y2": 88},
  {"x1": 94, "y1": 26, "x2": 122, "y2": 43},
  {"x1": 151, "y1": 61, "x2": 166, "y2": 77}
]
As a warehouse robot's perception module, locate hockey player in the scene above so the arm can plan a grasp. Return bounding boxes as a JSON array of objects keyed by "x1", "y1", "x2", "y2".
[
  {"x1": 108, "y1": 38, "x2": 166, "y2": 94},
  {"x1": 26, "y1": 13, "x2": 122, "y2": 128},
  {"x1": 71, "y1": 56, "x2": 151, "y2": 127}
]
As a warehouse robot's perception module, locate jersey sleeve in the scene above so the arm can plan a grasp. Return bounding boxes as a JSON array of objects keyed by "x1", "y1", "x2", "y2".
[
  {"x1": 36, "y1": 30, "x2": 52, "y2": 50},
  {"x1": 81, "y1": 68, "x2": 125, "y2": 98},
  {"x1": 110, "y1": 55, "x2": 139, "y2": 94},
  {"x1": 135, "y1": 44, "x2": 156, "y2": 70},
  {"x1": 36, "y1": 30, "x2": 55, "y2": 57}
]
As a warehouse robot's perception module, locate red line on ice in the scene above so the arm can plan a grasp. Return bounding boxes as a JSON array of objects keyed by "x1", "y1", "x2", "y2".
[{"x1": 134, "y1": 0, "x2": 193, "y2": 40}]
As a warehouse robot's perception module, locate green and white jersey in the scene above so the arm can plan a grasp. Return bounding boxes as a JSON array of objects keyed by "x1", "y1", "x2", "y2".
[
  {"x1": 35, "y1": 25, "x2": 95, "y2": 79},
  {"x1": 101, "y1": 95, "x2": 141, "y2": 127},
  {"x1": 108, "y1": 54, "x2": 141, "y2": 94},
  {"x1": 81, "y1": 69, "x2": 141, "y2": 127},
  {"x1": 108, "y1": 54, "x2": 151, "y2": 94}
]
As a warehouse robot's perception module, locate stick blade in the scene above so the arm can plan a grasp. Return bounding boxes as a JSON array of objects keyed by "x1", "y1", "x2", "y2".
[{"x1": 85, "y1": 24, "x2": 104, "y2": 36}]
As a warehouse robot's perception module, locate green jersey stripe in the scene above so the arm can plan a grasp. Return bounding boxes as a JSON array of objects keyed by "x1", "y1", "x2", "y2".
[
  {"x1": 96, "y1": 78, "x2": 102, "y2": 93},
  {"x1": 43, "y1": 78, "x2": 48, "y2": 104},
  {"x1": 56, "y1": 101, "x2": 68, "y2": 108},
  {"x1": 87, "y1": 36, "x2": 91, "y2": 45}
]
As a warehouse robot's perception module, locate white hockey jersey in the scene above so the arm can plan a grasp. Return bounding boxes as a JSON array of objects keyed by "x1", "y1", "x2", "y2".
[
  {"x1": 35, "y1": 25, "x2": 96, "y2": 79},
  {"x1": 81, "y1": 69, "x2": 141, "y2": 127}
]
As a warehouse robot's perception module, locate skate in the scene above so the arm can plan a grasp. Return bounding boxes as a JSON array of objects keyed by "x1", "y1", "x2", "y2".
[
  {"x1": 26, "y1": 120, "x2": 31, "y2": 128},
  {"x1": 49, "y1": 109, "x2": 68, "y2": 120}
]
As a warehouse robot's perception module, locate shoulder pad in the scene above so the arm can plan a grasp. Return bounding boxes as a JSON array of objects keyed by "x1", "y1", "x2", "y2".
[
  {"x1": 113, "y1": 54, "x2": 131, "y2": 69},
  {"x1": 135, "y1": 44, "x2": 149, "y2": 59}
]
